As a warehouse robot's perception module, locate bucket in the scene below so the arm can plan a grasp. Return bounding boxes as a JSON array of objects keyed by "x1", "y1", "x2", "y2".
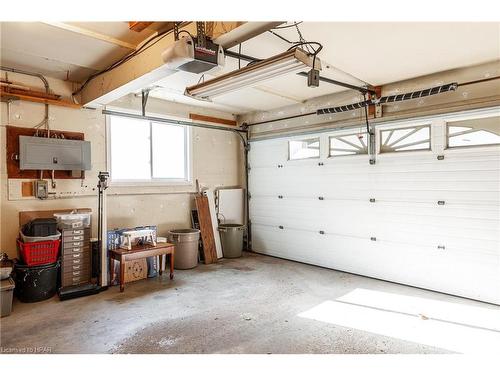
[
  {"x1": 168, "y1": 229, "x2": 200, "y2": 270},
  {"x1": 219, "y1": 224, "x2": 245, "y2": 258},
  {"x1": 14, "y1": 261, "x2": 60, "y2": 303}
]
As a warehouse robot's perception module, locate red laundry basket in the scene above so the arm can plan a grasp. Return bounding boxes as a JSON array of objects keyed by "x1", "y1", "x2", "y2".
[{"x1": 17, "y1": 239, "x2": 60, "y2": 266}]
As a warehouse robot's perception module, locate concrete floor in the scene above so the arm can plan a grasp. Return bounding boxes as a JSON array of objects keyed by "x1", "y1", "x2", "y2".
[{"x1": 1, "y1": 252, "x2": 499, "y2": 354}]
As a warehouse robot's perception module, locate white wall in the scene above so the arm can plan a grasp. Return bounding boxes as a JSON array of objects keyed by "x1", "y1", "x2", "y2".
[{"x1": 0, "y1": 72, "x2": 244, "y2": 258}]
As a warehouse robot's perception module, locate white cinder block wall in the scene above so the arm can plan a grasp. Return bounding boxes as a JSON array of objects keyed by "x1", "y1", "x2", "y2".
[{"x1": 0, "y1": 73, "x2": 244, "y2": 258}]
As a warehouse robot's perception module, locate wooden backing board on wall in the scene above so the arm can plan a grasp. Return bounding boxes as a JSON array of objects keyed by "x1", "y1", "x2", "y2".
[{"x1": 6, "y1": 125, "x2": 86, "y2": 179}]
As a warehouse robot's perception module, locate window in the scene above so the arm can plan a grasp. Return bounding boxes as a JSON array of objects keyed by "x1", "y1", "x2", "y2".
[
  {"x1": 329, "y1": 132, "x2": 368, "y2": 156},
  {"x1": 109, "y1": 116, "x2": 189, "y2": 182},
  {"x1": 288, "y1": 138, "x2": 320, "y2": 160},
  {"x1": 447, "y1": 116, "x2": 500, "y2": 148},
  {"x1": 380, "y1": 125, "x2": 431, "y2": 153}
]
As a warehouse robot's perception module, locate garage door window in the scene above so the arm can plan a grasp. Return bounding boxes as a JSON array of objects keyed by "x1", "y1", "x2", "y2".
[
  {"x1": 329, "y1": 132, "x2": 368, "y2": 156},
  {"x1": 109, "y1": 115, "x2": 190, "y2": 183},
  {"x1": 447, "y1": 116, "x2": 500, "y2": 148},
  {"x1": 288, "y1": 138, "x2": 320, "y2": 160},
  {"x1": 380, "y1": 125, "x2": 431, "y2": 153}
]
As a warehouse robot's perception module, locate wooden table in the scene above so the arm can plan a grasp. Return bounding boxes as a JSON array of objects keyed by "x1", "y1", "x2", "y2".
[{"x1": 109, "y1": 243, "x2": 175, "y2": 292}]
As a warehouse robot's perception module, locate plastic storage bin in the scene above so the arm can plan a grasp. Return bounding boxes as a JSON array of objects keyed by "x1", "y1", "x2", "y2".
[
  {"x1": 17, "y1": 239, "x2": 60, "y2": 266},
  {"x1": 20, "y1": 230, "x2": 61, "y2": 243},
  {"x1": 22, "y1": 218, "x2": 57, "y2": 237},
  {"x1": 219, "y1": 224, "x2": 245, "y2": 258},
  {"x1": 53, "y1": 213, "x2": 91, "y2": 229},
  {"x1": 14, "y1": 261, "x2": 60, "y2": 303},
  {"x1": 1, "y1": 277, "x2": 15, "y2": 317},
  {"x1": 168, "y1": 229, "x2": 200, "y2": 269}
]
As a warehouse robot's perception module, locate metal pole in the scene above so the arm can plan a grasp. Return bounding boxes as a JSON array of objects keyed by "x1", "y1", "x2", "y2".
[{"x1": 102, "y1": 109, "x2": 247, "y2": 134}]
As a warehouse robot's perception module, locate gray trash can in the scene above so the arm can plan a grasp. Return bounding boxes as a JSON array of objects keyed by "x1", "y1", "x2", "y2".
[
  {"x1": 168, "y1": 229, "x2": 200, "y2": 270},
  {"x1": 219, "y1": 224, "x2": 245, "y2": 258}
]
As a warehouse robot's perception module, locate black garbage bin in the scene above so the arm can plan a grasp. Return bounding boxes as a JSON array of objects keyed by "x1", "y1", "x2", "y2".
[{"x1": 14, "y1": 261, "x2": 60, "y2": 303}]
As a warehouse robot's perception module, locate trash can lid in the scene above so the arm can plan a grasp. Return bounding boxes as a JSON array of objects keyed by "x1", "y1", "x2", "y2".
[
  {"x1": 0, "y1": 277, "x2": 15, "y2": 291},
  {"x1": 168, "y1": 229, "x2": 200, "y2": 234}
]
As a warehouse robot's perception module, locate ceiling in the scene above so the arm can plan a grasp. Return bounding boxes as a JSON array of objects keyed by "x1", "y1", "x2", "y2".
[
  {"x1": 0, "y1": 22, "x2": 159, "y2": 81},
  {"x1": 1, "y1": 22, "x2": 499, "y2": 114}
]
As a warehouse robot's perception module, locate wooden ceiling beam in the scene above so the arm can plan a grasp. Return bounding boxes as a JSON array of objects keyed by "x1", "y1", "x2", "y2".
[
  {"x1": 80, "y1": 22, "x2": 281, "y2": 107},
  {"x1": 129, "y1": 22, "x2": 154, "y2": 32},
  {"x1": 42, "y1": 22, "x2": 136, "y2": 49}
]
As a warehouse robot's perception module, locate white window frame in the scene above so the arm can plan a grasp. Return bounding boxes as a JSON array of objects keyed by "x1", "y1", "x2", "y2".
[
  {"x1": 106, "y1": 114, "x2": 193, "y2": 186},
  {"x1": 445, "y1": 113, "x2": 500, "y2": 150},
  {"x1": 287, "y1": 137, "x2": 321, "y2": 161},
  {"x1": 328, "y1": 131, "x2": 369, "y2": 158},
  {"x1": 378, "y1": 124, "x2": 432, "y2": 154}
]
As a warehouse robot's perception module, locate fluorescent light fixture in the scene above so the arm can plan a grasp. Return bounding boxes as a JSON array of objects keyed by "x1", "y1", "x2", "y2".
[{"x1": 185, "y1": 47, "x2": 321, "y2": 99}]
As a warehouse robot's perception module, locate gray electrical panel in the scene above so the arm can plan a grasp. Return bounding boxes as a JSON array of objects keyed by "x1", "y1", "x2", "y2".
[{"x1": 19, "y1": 136, "x2": 91, "y2": 171}]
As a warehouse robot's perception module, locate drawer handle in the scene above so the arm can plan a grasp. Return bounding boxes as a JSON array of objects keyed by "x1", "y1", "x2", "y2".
[
  {"x1": 72, "y1": 248, "x2": 81, "y2": 252},
  {"x1": 72, "y1": 277, "x2": 81, "y2": 282},
  {"x1": 73, "y1": 259, "x2": 81, "y2": 264},
  {"x1": 73, "y1": 271, "x2": 81, "y2": 276},
  {"x1": 73, "y1": 253, "x2": 81, "y2": 258},
  {"x1": 73, "y1": 242, "x2": 82, "y2": 247},
  {"x1": 73, "y1": 230, "x2": 84, "y2": 235},
  {"x1": 73, "y1": 265, "x2": 81, "y2": 270},
  {"x1": 73, "y1": 236, "x2": 84, "y2": 241}
]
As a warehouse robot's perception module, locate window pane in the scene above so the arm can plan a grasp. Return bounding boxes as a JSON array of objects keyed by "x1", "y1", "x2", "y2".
[
  {"x1": 447, "y1": 116, "x2": 500, "y2": 148},
  {"x1": 329, "y1": 132, "x2": 368, "y2": 156},
  {"x1": 110, "y1": 116, "x2": 151, "y2": 180},
  {"x1": 152, "y1": 123, "x2": 186, "y2": 179},
  {"x1": 380, "y1": 125, "x2": 431, "y2": 153},
  {"x1": 289, "y1": 138, "x2": 320, "y2": 160}
]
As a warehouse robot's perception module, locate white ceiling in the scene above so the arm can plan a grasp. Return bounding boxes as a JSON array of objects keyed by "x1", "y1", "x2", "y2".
[
  {"x1": 0, "y1": 22, "x2": 156, "y2": 81},
  {"x1": 151, "y1": 22, "x2": 500, "y2": 114},
  {"x1": 1, "y1": 22, "x2": 499, "y2": 114}
]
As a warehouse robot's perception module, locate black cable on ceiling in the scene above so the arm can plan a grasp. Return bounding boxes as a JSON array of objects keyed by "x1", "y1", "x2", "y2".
[
  {"x1": 271, "y1": 22, "x2": 303, "y2": 30},
  {"x1": 457, "y1": 76, "x2": 500, "y2": 87},
  {"x1": 267, "y1": 24, "x2": 323, "y2": 64},
  {"x1": 268, "y1": 30, "x2": 297, "y2": 44},
  {"x1": 72, "y1": 25, "x2": 182, "y2": 96}
]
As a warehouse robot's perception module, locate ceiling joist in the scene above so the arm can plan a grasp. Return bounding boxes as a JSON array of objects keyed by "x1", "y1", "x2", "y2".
[{"x1": 42, "y1": 22, "x2": 136, "y2": 49}]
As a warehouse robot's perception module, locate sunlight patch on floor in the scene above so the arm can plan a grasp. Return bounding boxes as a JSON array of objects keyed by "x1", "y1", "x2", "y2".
[
  {"x1": 298, "y1": 289, "x2": 500, "y2": 354},
  {"x1": 336, "y1": 288, "x2": 500, "y2": 331}
]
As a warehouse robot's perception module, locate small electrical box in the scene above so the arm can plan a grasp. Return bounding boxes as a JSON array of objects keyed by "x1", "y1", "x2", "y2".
[
  {"x1": 34, "y1": 180, "x2": 48, "y2": 199},
  {"x1": 307, "y1": 69, "x2": 320, "y2": 87}
]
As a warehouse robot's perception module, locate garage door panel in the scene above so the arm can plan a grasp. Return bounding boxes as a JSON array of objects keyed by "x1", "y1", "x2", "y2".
[
  {"x1": 251, "y1": 198, "x2": 499, "y2": 244},
  {"x1": 253, "y1": 227, "x2": 500, "y2": 303},
  {"x1": 249, "y1": 113, "x2": 500, "y2": 304}
]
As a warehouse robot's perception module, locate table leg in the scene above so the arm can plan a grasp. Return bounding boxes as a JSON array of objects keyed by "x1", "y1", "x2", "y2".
[
  {"x1": 109, "y1": 254, "x2": 114, "y2": 287},
  {"x1": 120, "y1": 259, "x2": 125, "y2": 292},
  {"x1": 170, "y1": 252, "x2": 174, "y2": 280},
  {"x1": 158, "y1": 255, "x2": 163, "y2": 276}
]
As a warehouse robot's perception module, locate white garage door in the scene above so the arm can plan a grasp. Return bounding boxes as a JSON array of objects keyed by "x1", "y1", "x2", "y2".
[{"x1": 249, "y1": 108, "x2": 500, "y2": 304}]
